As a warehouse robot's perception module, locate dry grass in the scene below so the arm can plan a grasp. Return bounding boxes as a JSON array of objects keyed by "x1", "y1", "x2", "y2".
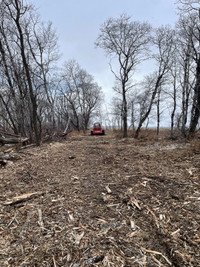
[{"x1": 67, "y1": 130, "x2": 86, "y2": 137}]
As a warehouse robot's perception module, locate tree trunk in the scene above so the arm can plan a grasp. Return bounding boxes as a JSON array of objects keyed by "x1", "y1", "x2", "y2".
[
  {"x1": 122, "y1": 85, "x2": 128, "y2": 138},
  {"x1": 131, "y1": 101, "x2": 135, "y2": 129},
  {"x1": 188, "y1": 55, "x2": 200, "y2": 138},
  {"x1": 156, "y1": 88, "x2": 161, "y2": 136},
  {"x1": 181, "y1": 52, "x2": 190, "y2": 137},
  {"x1": 135, "y1": 75, "x2": 162, "y2": 138},
  {"x1": 171, "y1": 90, "x2": 176, "y2": 138},
  {"x1": 63, "y1": 117, "x2": 71, "y2": 134},
  {"x1": 135, "y1": 120, "x2": 143, "y2": 138}
]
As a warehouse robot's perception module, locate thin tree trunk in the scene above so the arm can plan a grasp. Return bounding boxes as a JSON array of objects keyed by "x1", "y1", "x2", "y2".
[
  {"x1": 188, "y1": 54, "x2": 200, "y2": 138},
  {"x1": 157, "y1": 88, "x2": 161, "y2": 136},
  {"x1": 64, "y1": 117, "x2": 71, "y2": 134},
  {"x1": 181, "y1": 52, "x2": 190, "y2": 136},
  {"x1": 188, "y1": 10, "x2": 200, "y2": 138},
  {"x1": 131, "y1": 101, "x2": 135, "y2": 129},
  {"x1": 135, "y1": 75, "x2": 162, "y2": 138},
  {"x1": 122, "y1": 85, "x2": 128, "y2": 138},
  {"x1": 171, "y1": 86, "x2": 177, "y2": 138}
]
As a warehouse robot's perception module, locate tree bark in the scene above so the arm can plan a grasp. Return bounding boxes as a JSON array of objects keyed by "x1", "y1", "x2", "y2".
[
  {"x1": 170, "y1": 84, "x2": 177, "y2": 138},
  {"x1": 188, "y1": 55, "x2": 200, "y2": 138},
  {"x1": 122, "y1": 84, "x2": 128, "y2": 138},
  {"x1": 131, "y1": 101, "x2": 135, "y2": 129},
  {"x1": 135, "y1": 75, "x2": 162, "y2": 138},
  {"x1": 156, "y1": 88, "x2": 161, "y2": 136}
]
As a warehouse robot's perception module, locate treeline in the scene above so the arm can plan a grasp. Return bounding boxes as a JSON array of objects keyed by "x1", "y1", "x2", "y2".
[
  {"x1": 0, "y1": 0, "x2": 102, "y2": 145},
  {"x1": 0, "y1": 0, "x2": 200, "y2": 144},
  {"x1": 96, "y1": 1, "x2": 200, "y2": 138}
]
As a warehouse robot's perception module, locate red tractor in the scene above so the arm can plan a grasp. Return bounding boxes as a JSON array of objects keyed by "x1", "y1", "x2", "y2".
[{"x1": 91, "y1": 122, "x2": 105, "y2": 135}]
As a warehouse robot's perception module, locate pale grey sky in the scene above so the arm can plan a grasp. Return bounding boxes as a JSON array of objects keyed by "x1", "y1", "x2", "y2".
[{"x1": 31, "y1": 0, "x2": 178, "y2": 103}]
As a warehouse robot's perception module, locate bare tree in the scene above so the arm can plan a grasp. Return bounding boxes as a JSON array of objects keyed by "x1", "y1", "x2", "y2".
[
  {"x1": 0, "y1": 0, "x2": 59, "y2": 144},
  {"x1": 0, "y1": 1, "x2": 30, "y2": 137},
  {"x1": 135, "y1": 26, "x2": 175, "y2": 138},
  {"x1": 177, "y1": 0, "x2": 200, "y2": 137},
  {"x1": 111, "y1": 97, "x2": 123, "y2": 129},
  {"x1": 60, "y1": 60, "x2": 103, "y2": 131},
  {"x1": 177, "y1": 0, "x2": 200, "y2": 11},
  {"x1": 95, "y1": 14, "x2": 152, "y2": 137},
  {"x1": 27, "y1": 20, "x2": 60, "y2": 131},
  {"x1": 175, "y1": 24, "x2": 195, "y2": 136},
  {"x1": 168, "y1": 59, "x2": 180, "y2": 138},
  {"x1": 7, "y1": 0, "x2": 42, "y2": 144}
]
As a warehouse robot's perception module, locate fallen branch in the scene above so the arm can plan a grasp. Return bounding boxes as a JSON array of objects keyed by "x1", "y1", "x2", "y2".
[
  {"x1": 52, "y1": 256, "x2": 57, "y2": 267},
  {"x1": 0, "y1": 131, "x2": 20, "y2": 137},
  {"x1": 114, "y1": 251, "x2": 127, "y2": 262},
  {"x1": 4, "y1": 192, "x2": 43, "y2": 205},
  {"x1": 142, "y1": 248, "x2": 172, "y2": 265},
  {"x1": 114, "y1": 251, "x2": 132, "y2": 263},
  {"x1": 146, "y1": 206, "x2": 160, "y2": 228},
  {"x1": 0, "y1": 137, "x2": 29, "y2": 145}
]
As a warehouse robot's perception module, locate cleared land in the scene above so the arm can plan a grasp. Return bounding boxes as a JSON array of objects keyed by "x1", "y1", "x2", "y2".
[{"x1": 0, "y1": 132, "x2": 200, "y2": 266}]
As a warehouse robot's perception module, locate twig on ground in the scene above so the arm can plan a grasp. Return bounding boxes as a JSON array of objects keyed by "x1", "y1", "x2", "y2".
[
  {"x1": 142, "y1": 248, "x2": 172, "y2": 266},
  {"x1": 4, "y1": 192, "x2": 43, "y2": 205},
  {"x1": 38, "y1": 208, "x2": 45, "y2": 231},
  {"x1": 146, "y1": 206, "x2": 160, "y2": 228},
  {"x1": 53, "y1": 255, "x2": 57, "y2": 267}
]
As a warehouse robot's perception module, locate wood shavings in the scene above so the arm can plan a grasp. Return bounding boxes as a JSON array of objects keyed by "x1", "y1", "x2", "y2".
[{"x1": 0, "y1": 133, "x2": 199, "y2": 266}]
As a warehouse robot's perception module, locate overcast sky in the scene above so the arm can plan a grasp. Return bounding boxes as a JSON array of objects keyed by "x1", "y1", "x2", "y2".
[{"x1": 31, "y1": 0, "x2": 178, "y2": 104}]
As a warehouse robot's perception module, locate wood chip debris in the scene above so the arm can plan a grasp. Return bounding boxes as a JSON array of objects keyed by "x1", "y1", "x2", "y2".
[
  {"x1": 105, "y1": 185, "x2": 112, "y2": 193},
  {"x1": 85, "y1": 255, "x2": 104, "y2": 265},
  {"x1": 142, "y1": 248, "x2": 172, "y2": 265},
  {"x1": 3, "y1": 192, "x2": 43, "y2": 205},
  {"x1": 0, "y1": 134, "x2": 199, "y2": 266},
  {"x1": 130, "y1": 196, "x2": 141, "y2": 210}
]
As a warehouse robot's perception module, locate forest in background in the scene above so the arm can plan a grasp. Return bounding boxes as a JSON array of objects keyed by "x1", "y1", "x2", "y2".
[{"x1": 0, "y1": 0, "x2": 200, "y2": 144}]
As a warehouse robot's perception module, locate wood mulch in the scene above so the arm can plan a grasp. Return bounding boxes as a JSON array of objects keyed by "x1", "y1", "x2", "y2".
[{"x1": 0, "y1": 132, "x2": 199, "y2": 266}]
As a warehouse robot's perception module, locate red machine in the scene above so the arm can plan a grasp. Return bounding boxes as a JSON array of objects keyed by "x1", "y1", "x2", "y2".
[{"x1": 91, "y1": 122, "x2": 105, "y2": 135}]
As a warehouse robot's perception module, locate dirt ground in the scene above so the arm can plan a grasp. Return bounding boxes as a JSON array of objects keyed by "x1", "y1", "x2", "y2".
[{"x1": 0, "y1": 131, "x2": 200, "y2": 267}]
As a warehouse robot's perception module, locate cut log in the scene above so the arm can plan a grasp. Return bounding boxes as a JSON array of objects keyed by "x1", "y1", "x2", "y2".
[
  {"x1": 0, "y1": 131, "x2": 20, "y2": 137},
  {"x1": 0, "y1": 137, "x2": 29, "y2": 145}
]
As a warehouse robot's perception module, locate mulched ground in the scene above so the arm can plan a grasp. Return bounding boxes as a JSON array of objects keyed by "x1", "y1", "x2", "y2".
[{"x1": 0, "y1": 132, "x2": 200, "y2": 267}]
